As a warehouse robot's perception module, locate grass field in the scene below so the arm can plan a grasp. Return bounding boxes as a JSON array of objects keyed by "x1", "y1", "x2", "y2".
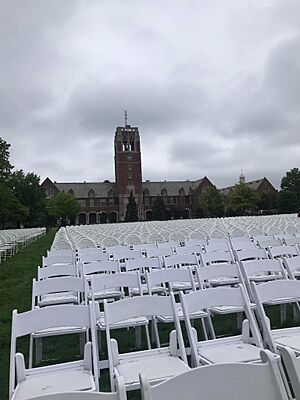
[
  {"x1": 0, "y1": 229, "x2": 56, "y2": 399},
  {"x1": 0, "y1": 230, "x2": 298, "y2": 399}
]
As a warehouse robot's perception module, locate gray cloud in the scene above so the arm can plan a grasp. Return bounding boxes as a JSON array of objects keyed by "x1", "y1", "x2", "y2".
[{"x1": 0, "y1": 0, "x2": 299, "y2": 189}]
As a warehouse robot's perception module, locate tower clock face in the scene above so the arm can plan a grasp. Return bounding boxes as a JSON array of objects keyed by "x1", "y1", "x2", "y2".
[{"x1": 127, "y1": 155, "x2": 132, "y2": 161}]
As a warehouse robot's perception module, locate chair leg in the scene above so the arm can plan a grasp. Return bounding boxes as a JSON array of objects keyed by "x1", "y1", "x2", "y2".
[
  {"x1": 29, "y1": 334, "x2": 33, "y2": 368},
  {"x1": 35, "y1": 337, "x2": 43, "y2": 365},
  {"x1": 145, "y1": 324, "x2": 151, "y2": 350},
  {"x1": 135, "y1": 326, "x2": 142, "y2": 349},
  {"x1": 280, "y1": 304, "x2": 287, "y2": 325}
]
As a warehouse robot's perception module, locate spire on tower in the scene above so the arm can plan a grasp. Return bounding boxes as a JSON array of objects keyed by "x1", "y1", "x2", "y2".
[
  {"x1": 239, "y1": 169, "x2": 245, "y2": 184},
  {"x1": 124, "y1": 110, "x2": 128, "y2": 126}
]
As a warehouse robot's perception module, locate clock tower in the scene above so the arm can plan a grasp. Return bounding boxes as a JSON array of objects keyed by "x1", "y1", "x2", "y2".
[{"x1": 114, "y1": 119, "x2": 143, "y2": 221}]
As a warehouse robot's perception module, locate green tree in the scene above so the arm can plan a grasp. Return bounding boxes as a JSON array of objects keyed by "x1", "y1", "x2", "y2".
[
  {"x1": 10, "y1": 170, "x2": 46, "y2": 227},
  {"x1": 226, "y1": 182, "x2": 259, "y2": 216},
  {"x1": 0, "y1": 137, "x2": 29, "y2": 227},
  {"x1": 47, "y1": 192, "x2": 80, "y2": 223},
  {"x1": 152, "y1": 196, "x2": 167, "y2": 221},
  {"x1": 278, "y1": 190, "x2": 298, "y2": 213},
  {"x1": 0, "y1": 137, "x2": 13, "y2": 182},
  {"x1": 197, "y1": 186, "x2": 224, "y2": 218},
  {"x1": 125, "y1": 192, "x2": 139, "y2": 222},
  {"x1": 278, "y1": 168, "x2": 300, "y2": 213}
]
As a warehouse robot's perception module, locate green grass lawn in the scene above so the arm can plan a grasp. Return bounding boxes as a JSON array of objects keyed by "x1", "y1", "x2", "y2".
[
  {"x1": 0, "y1": 229, "x2": 56, "y2": 399},
  {"x1": 0, "y1": 231, "x2": 298, "y2": 400}
]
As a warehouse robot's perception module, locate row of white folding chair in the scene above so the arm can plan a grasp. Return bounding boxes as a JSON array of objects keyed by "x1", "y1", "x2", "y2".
[{"x1": 27, "y1": 279, "x2": 300, "y2": 396}]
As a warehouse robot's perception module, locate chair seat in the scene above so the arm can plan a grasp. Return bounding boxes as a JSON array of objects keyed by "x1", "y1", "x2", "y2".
[
  {"x1": 131, "y1": 285, "x2": 166, "y2": 296},
  {"x1": 170, "y1": 282, "x2": 192, "y2": 291},
  {"x1": 273, "y1": 329, "x2": 300, "y2": 353},
  {"x1": 97, "y1": 312, "x2": 149, "y2": 330},
  {"x1": 12, "y1": 366, "x2": 95, "y2": 400},
  {"x1": 116, "y1": 352, "x2": 190, "y2": 387},
  {"x1": 157, "y1": 303, "x2": 207, "y2": 323},
  {"x1": 32, "y1": 326, "x2": 86, "y2": 338},
  {"x1": 249, "y1": 274, "x2": 282, "y2": 283},
  {"x1": 210, "y1": 303, "x2": 256, "y2": 314},
  {"x1": 92, "y1": 288, "x2": 124, "y2": 300},
  {"x1": 209, "y1": 277, "x2": 239, "y2": 286},
  {"x1": 39, "y1": 293, "x2": 78, "y2": 307},
  {"x1": 197, "y1": 342, "x2": 262, "y2": 364}
]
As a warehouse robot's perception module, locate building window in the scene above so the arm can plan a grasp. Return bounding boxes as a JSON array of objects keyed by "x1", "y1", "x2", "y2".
[
  {"x1": 45, "y1": 188, "x2": 54, "y2": 197},
  {"x1": 90, "y1": 198, "x2": 95, "y2": 207},
  {"x1": 128, "y1": 164, "x2": 132, "y2": 171},
  {"x1": 128, "y1": 173, "x2": 132, "y2": 179}
]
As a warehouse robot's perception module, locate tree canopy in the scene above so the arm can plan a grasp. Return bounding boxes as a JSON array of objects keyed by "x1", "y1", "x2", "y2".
[
  {"x1": 226, "y1": 182, "x2": 259, "y2": 216},
  {"x1": 197, "y1": 186, "x2": 224, "y2": 218},
  {"x1": 125, "y1": 192, "x2": 139, "y2": 222},
  {"x1": 47, "y1": 192, "x2": 80, "y2": 222},
  {"x1": 278, "y1": 168, "x2": 300, "y2": 213},
  {"x1": 152, "y1": 196, "x2": 167, "y2": 221}
]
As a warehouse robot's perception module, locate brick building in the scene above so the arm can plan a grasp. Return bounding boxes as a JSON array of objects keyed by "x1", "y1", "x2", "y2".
[{"x1": 41, "y1": 123, "x2": 214, "y2": 224}]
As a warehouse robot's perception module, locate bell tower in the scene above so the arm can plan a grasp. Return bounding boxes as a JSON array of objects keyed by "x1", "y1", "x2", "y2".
[{"x1": 114, "y1": 114, "x2": 143, "y2": 221}]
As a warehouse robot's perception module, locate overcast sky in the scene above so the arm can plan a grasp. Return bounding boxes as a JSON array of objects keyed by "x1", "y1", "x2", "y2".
[{"x1": 1, "y1": 1, "x2": 299, "y2": 189}]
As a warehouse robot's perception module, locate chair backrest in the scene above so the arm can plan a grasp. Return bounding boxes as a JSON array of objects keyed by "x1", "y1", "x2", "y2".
[
  {"x1": 139, "y1": 350, "x2": 288, "y2": 400},
  {"x1": 37, "y1": 264, "x2": 77, "y2": 280},
  {"x1": 175, "y1": 245, "x2": 202, "y2": 256},
  {"x1": 268, "y1": 245, "x2": 299, "y2": 259},
  {"x1": 42, "y1": 254, "x2": 73, "y2": 267},
  {"x1": 258, "y1": 238, "x2": 282, "y2": 249},
  {"x1": 110, "y1": 249, "x2": 141, "y2": 261},
  {"x1": 124, "y1": 256, "x2": 161, "y2": 272},
  {"x1": 205, "y1": 242, "x2": 231, "y2": 253},
  {"x1": 147, "y1": 247, "x2": 173, "y2": 258},
  {"x1": 234, "y1": 248, "x2": 268, "y2": 262},
  {"x1": 79, "y1": 252, "x2": 110, "y2": 264},
  {"x1": 284, "y1": 237, "x2": 300, "y2": 246},
  {"x1": 280, "y1": 347, "x2": 300, "y2": 400},
  {"x1": 90, "y1": 272, "x2": 142, "y2": 297},
  {"x1": 163, "y1": 254, "x2": 199, "y2": 269},
  {"x1": 231, "y1": 240, "x2": 257, "y2": 252},
  {"x1": 32, "y1": 276, "x2": 85, "y2": 307},
  {"x1": 283, "y1": 255, "x2": 300, "y2": 278},
  {"x1": 81, "y1": 260, "x2": 120, "y2": 276},
  {"x1": 146, "y1": 268, "x2": 195, "y2": 294},
  {"x1": 195, "y1": 262, "x2": 243, "y2": 289},
  {"x1": 200, "y1": 251, "x2": 233, "y2": 266}
]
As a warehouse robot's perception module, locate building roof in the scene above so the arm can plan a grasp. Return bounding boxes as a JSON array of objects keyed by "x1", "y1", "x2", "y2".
[
  {"x1": 54, "y1": 182, "x2": 117, "y2": 198},
  {"x1": 219, "y1": 178, "x2": 270, "y2": 196},
  {"x1": 142, "y1": 178, "x2": 204, "y2": 196}
]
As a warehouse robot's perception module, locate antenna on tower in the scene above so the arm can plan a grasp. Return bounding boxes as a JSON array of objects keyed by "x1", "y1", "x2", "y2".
[{"x1": 124, "y1": 110, "x2": 128, "y2": 126}]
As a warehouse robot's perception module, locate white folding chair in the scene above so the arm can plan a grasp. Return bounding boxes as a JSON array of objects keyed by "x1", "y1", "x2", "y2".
[
  {"x1": 9, "y1": 305, "x2": 99, "y2": 399},
  {"x1": 180, "y1": 285, "x2": 264, "y2": 366},
  {"x1": 251, "y1": 280, "x2": 300, "y2": 354},
  {"x1": 104, "y1": 294, "x2": 189, "y2": 391},
  {"x1": 139, "y1": 350, "x2": 288, "y2": 400}
]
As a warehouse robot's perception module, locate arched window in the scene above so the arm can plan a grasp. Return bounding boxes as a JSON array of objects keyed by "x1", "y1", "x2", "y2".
[
  {"x1": 161, "y1": 188, "x2": 168, "y2": 196},
  {"x1": 143, "y1": 189, "x2": 150, "y2": 205},
  {"x1": 88, "y1": 189, "x2": 95, "y2": 207},
  {"x1": 68, "y1": 189, "x2": 74, "y2": 197}
]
